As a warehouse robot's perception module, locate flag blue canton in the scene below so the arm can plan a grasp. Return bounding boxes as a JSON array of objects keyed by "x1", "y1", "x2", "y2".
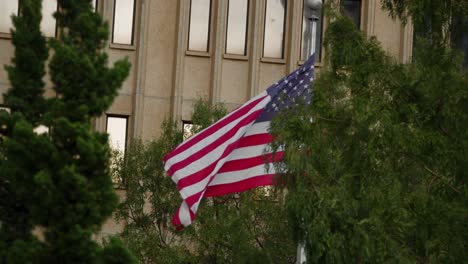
[{"x1": 256, "y1": 55, "x2": 315, "y2": 123}]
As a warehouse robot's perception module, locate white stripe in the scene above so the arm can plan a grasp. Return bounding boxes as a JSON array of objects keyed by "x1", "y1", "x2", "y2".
[
  {"x1": 169, "y1": 96, "x2": 271, "y2": 183},
  {"x1": 178, "y1": 201, "x2": 192, "y2": 227},
  {"x1": 190, "y1": 163, "x2": 276, "y2": 211},
  {"x1": 172, "y1": 92, "x2": 267, "y2": 152},
  {"x1": 227, "y1": 144, "x2": 270, "y2": 161},
  {"x1": 180, "y1": 145, "x2": 281, "y2": 201},
  {"x1": 173, "y1": 119, "x2": 260, "y2": 184},
  {"x1": 164, "y1": 92, "x2": 269, "y2": 171},
  {"x1": 209, "y1": 163, "x2": 276, "y2": 186},
  {"x1": 243, "y1": 121, "x2": 270, "y2": 137}
]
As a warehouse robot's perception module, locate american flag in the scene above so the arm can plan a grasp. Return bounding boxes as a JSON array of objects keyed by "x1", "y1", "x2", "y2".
[{"x1": 164, "y1": 55, "x2": 315, "y2": 229}]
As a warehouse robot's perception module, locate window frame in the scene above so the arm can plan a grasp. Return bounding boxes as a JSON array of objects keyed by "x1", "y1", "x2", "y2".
[
  {"x1": 186, "y1": 0, "x2": 213, "y2": 56},
  {"x1": 110, "y1": 0, "x2": 137, "y2": 49},
  {"x1": 224, "y1": 0, "x2": 250, "y2": 58},
  {"x1": 105, "y1": 114, "x2": 129, "y2": 154},
  {"x1": 0, "y1": 0, "x2": 20, "y2": 39},
  {"x1": 261, "y1": 0, "x2": 288, "y2": 63}
]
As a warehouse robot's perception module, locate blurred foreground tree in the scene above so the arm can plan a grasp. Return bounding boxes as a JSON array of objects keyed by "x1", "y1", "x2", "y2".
[
  {"x1": 270, "y1": 3, "x2": 468, "y2": 263},
  {"x1": 115, "y1": 99, "x2": 296, "y2": 263},
  {"x1": 0, "y1": 0, "x2": 135, "y2": 262}
]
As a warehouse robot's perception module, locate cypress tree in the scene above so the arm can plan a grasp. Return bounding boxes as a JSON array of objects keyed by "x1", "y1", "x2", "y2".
[{"x1": 0, "y1": 0, "x2": 135, "y2": 263}]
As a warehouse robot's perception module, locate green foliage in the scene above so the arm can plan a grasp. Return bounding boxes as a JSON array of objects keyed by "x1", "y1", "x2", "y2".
[
  {"x1": 115, "y1": 99, "x2": 296, "y2": 263},
  {"x1": 270, "y1": 12, "x2": 467, "y2": 264},
  {"x1": 381, "y1": 0, "x2": 468, "y2": 45},
  {"x1": 0, "y1": 0, "x2": 134, "y2": 263}
]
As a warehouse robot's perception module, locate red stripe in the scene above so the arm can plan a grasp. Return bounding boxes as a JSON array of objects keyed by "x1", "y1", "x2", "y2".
[
  {"x1": 204, "y1": 175, "x2": 275, "y2": 197},
  {"x1": 217, "y1": 151, "x2": 284, "y2": 174},
  {"x1": 172, "y1": 207, "x2": 183, "y2": 229},
  {"x1": 237, "y1": 133, "x2": 272, "y2": 148},
  {"x1": 171, "y1": 108, "x2": 263, "y2": 182},
  {"x1": 184, "y1": 191, "x2": 203, "y2": 208},
  {"x1": 163, "y1": 95, "x2": 267, "y2": 164},
  {"x1": 172, "y1": 206, "x2": 196, "y2": 230}
]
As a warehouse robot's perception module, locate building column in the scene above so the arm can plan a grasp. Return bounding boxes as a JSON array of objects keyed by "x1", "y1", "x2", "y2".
[
  {"x1": 172, "y1": 0, "x2": 190, "y2": 123},
  {"x1": 132, "y1": 0, "x2": 151, "y2": 138},
  {"x1": 248, "y1": 0, "x2": 264, "y2": 97},
  {"x1": 210, "y1": 0, "x2": 227, "y2": 104}
]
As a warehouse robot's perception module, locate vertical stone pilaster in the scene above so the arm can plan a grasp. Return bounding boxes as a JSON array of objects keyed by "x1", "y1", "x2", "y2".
[
  {"x1": 172, "y1": 0, "x2": 190, "y2": 124},
  {"x1": 132, "y1": 0, "x2": 150, "y2": 138},
  {"x1": 288, "y1": 0, "x2": 302, "y2": 72},
  {"x1": 210, "y1": 0, "x2": 227, "y2": 104},
  {"x1": 248, "y1": 0, "x2": 264, "y2": 97},
  {"x1": 400, "y1": 20, "x2": 414, "y2": 63}
]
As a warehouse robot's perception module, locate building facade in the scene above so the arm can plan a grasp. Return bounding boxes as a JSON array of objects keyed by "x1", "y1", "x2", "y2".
[
  {"x1": 0, "y1": 0, "x2": 419, "y2": 236},
  {"x1": 0, "y1": 0, "x2": 416, "y2": 147}
]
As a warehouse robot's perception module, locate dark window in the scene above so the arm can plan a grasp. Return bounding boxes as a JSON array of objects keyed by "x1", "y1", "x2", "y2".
[
  {"x1": 0, "y1": 1, "x2": 19, "y2": 34},
  {"x1": 112, "y1": 0, "x2": 136, "y2": 45},
  {"x1": 301, "y1": 0, "x2": 323, "y2": 61},
  {"x1": 182, "y1": 121, "x2": 194, "y2": 140},
  {"x1": 263, "y1": 0, "x2": 287, "y2": 59},
  {"x1": 188, "y1": 0, "x2": 212, "y2": 52},
  {"x1": 226, "y1": 0, "x2": 249, "y2": 55},
  {"x1": 340, "y1": 0, "x2": 361, "y2": 29},
  {"x1": 452, "y1": 16, "x2": 468, "y2": 69}
]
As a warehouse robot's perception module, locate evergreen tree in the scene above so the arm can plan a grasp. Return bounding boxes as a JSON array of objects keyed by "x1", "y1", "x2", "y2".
[
  {"x1": 0, "y1": 0, "x2": 135, "y2": 263},
  {"x1": 116, "y1": 99, "x2": 296, "y2": 263},
  {"x1": 270, "y1": 3, "x2": 467, "y2": 263}
]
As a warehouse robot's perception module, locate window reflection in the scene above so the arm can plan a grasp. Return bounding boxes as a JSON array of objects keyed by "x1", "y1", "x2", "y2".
[
  {"x1": 41, "y1": 0, "x2": 57, "y2": 37},
  {"x1": 92, "y1": 0, "x2": 98, "y2": 11},
  {"x1": 188, "y1": 0, "x2": 211, "y2": 52},
  {"x1": 112, "y1": 0, "x2": 135, "y2": 45},
  {"x1": 0, "y1": 0, "x2": 19, "y2": 33},
  {"x1": 226, "y1": 0, "x2": 249, "y2": 55},
  {"x1": 263, "y1": 0, "x2": 287, "y2": 59},
  {"x1": 301, "y1": 0, "x2": 323, "y2": 61},
  {"x1": 106, "y1": 116, "x2": 128, "y2": 154},
  {"x1": 340, "y1": 0, "x2": 361, "y2": 28}
]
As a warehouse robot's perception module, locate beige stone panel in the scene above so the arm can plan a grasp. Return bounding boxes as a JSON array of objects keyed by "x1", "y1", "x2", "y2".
[
  {"x1": 258, "y1": 62, "x2": 287, "y2": 94},
  {"x1": 107, "y1": 49, "x2": 137, "y2": 95},
  {"x1": 0, "y1": 39, "x2": 14, "y2": 97},
  {"x1": 107, "y1": 94, "x2": 133, "y2": 115},
  {"x1": 140, "y1": 96, "x2": 171, "y2": 140},
  {"x1": 220, "y1": 59, "x2": 249, "y2": 105},
  {"x1": 97, "y1": 189, "x2": 127, "y2": 239},
  {"x1": 143, "y1": 0, "x2": 178, "y2": 98},
  {"x1": 371, "y1": 4, "x2": 402, "y2": 59},
  {"x1": 182, "y1": 56, "x2": 212, "y2": 99}
]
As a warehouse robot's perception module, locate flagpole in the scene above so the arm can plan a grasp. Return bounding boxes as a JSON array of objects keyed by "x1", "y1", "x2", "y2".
[{"x1": 296, "y1": 1, "x2": 322, "y2": 263}]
